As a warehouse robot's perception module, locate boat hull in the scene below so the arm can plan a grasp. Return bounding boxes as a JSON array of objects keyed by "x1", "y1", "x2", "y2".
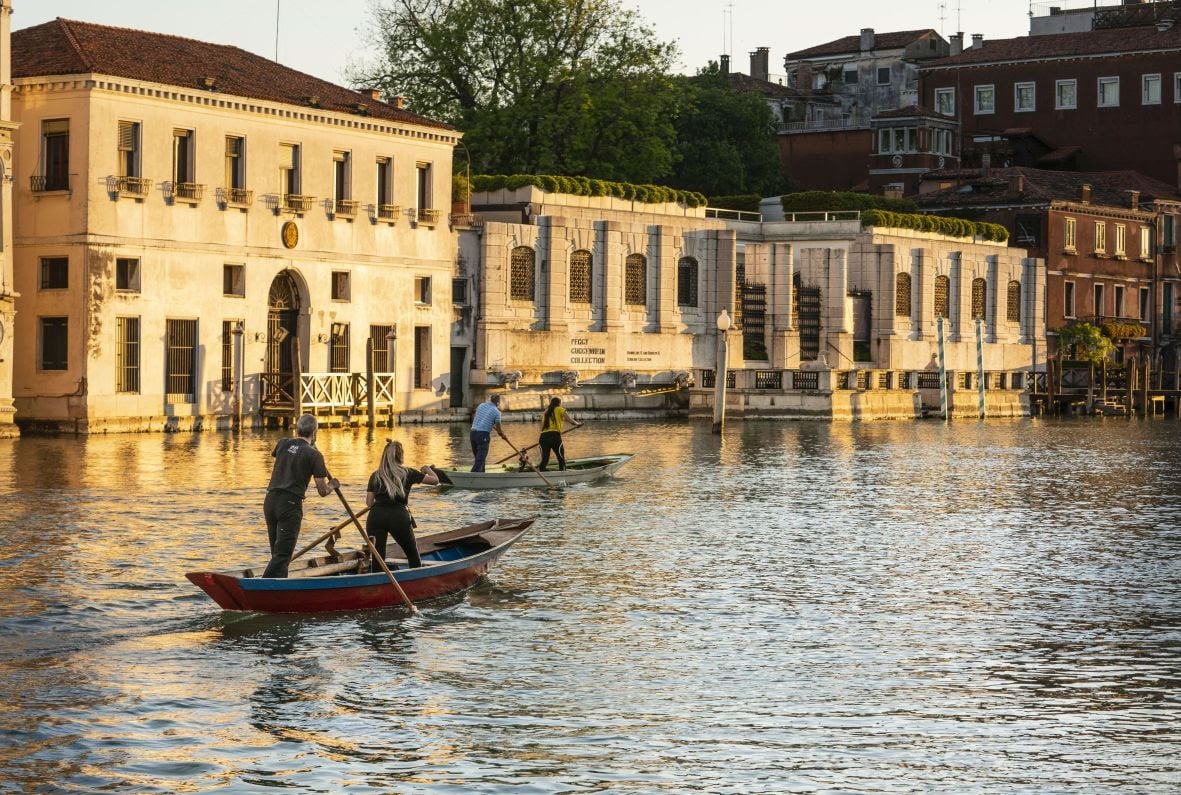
[
  {"x1": 438, "y1": 453, "x2": 633, "y2": 490},
  {"x1": 185, "y1": 517, "x2": 533, "y2": 613}
]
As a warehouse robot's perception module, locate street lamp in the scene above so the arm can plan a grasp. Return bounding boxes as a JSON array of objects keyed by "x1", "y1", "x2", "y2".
[{"x1": 712, "y1": 309, "x2": 731, "y2": 434}]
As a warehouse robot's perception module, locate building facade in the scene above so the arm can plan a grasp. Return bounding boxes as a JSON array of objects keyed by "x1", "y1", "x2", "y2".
[
  {"x1": 12, "y1": 19, "x2": 459, "y2": 433},
  {"x1": 0, "y1": 0, "x2": 17, "y2": 437}
]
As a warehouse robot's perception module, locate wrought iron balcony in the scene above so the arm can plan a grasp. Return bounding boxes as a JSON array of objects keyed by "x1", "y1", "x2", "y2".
[
  {"x1": 282, "y1": 194, "x2": 316, "y2": 213},
  {"x1": 169, "y1": 182, "x2": 205, "y2": 202},
  {"x1": 219, "y1": 187, "x2": 253, "y2": 207},
  {"x1": 108, "y1": 175, "x2": 152, "y2": 198},
  {"x1": 30, "y1": 174, "x2": 71, "y2": 192},
  {"x1": 333, "y1": 199, "x2": 359, "y2": 217},
  {"x1": 416, "y1": 207, "x2": 440, "y2": 225},
  {"x1": 377, "y1": 203, "x2": 401, "y2": 221}
]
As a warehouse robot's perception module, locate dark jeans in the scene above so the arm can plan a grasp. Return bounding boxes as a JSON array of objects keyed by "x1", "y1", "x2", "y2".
[
  {"x1": 470, "y1": 429, "x2": 491, "y2": 472},
  {"x1": 262, "y1": 490, "x2": 304, "y2": 578},
  {"x1": 538, "y1": 430, "x2": 566, "y2": 470},
  {"x1": 366, "y1": 503, "x2": 422, "y2": 571}
]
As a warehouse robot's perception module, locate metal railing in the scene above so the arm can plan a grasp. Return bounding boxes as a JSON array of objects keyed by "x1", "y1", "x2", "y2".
[
  {"x1": 333, "y1": 199, "x2": 359, "y2": 217},
  {"x1": 223, "y1": 187, "x2": 253, "y2": 205},
  {"x1": 109, "y1": 175, "x2": 152, "y2": 196},
  {"x1": 282, "y1": 194, "x2": 317, "y2": 213},
  {"x1": 376, "y1": 203, "x2": 401, "y2": 220},
  {"x1": 170, "y1": 182, "x2": 205, "y2": 201},
  {"x1": 30, "y1": 174, "x2": 71, "y2": 192},
  {"x1": 417, "y1": 208, "x2": 441, "y2": 225}
]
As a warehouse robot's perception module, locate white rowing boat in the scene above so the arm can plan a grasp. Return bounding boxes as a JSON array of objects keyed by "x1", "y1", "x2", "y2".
[{"x1": 435, "y1": 453, "x2": 634, "y2": 490}]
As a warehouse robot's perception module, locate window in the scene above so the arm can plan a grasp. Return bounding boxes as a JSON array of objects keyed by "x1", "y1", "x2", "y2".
[
  {"x1": 172, "y1": 128, "x2": 194, "y2": 185},
  {"x1": 1140, "y1": 226, "x2": 1152, "y2": 259},
  {"x1": 40, "y1": 257, "x2": 68, "y2": 289},
  {"x1": 1114, "y1": 285, "x2": 1125, "y2": 318},
  {"x1": 413, "y1": 326, "x2": 431, "y2": 389},
  {"x1": 116, "y1": 316, "x2": 140, "y2": 392},
  {"x1": 877, "y1": 67, "x2": 890, "y2": 85},
  {"x1": 1014, "y1": 82, "x2": 1035, "y2": 112},
  {"x1": 415, "y1": 162, "x2": 432, "y2": 211},
  {"x1": 223, "y1": 264, "x2": 245, "y2": 297},
  {"x1": 971, "y1": 278, "x2": 987, "y2": 320},
  {"x1": 221, "y1": 320, "x2": 234, "y2": 390},
  {"x1": 1055, "y1": 79, "x2": 1077, "y2": 110},
  {"x1": 116, "y1": 258, "x2": 140, "y2": 292},
  {"x1": 625, "y1": 254, "x2": 646, "y2": 306},
  {"x1": 376, "y1": 157, "x2": 393, "y2": 207},
  {"x1": 1176, "y1": 73, "x2": 1181, "y2": 102},
  {"x1": 331, "y1": 271, "x2": 351, "y2": 301},
  {"x1": 452, "y1": 278, "x2": 469, "y2": 305},
  {"x1": 165, "y1": 319, "x2": 198, "y2": 400},
  {"x1": 974, "y1": 84, "x2": 995, "y2": 114},
  {"x1": 677, "y1": 257, "x2": 698, "y2": 307},
  {"x1": 932, "y1": 128, "x2": 953, "y2": 155},
  {"x1": 329, "y1": 323, "x2": 349, "y2": 373},
  {"x1": 225, "y1": 136, "x2": 245, "y2": 191},
  {"x1": 510, "y1": 246, "x2": 536, "y2": 301},
  {"x1": 1094, "y1": 283, "x2": 1105, "y2": 317},
  {"x1": 1064, "y1": 281, "x2": 1076, "y2": 318},
  {"x1": 878, "y1": 129, "x2": 892, "y2": 154},
  {"x1": 333, "y1": 150, "x2": 351, "y2": 203},
  {"x1": 1164, "y1": 284, "x2": 1174, "y2": 333},
  {"x1": 1095, "y1": 221, "x2": 1106, "y2": 254},
  {"x1": 935, "y1": 87, "x2": 955, "y2": 115},
  {"x1": 1142, "y1": 74, "x2": 1161, "y2": 105},
  {"x1": 1114, "y1": 224, "x2": 1126, "y2": 258},
  {"x1": 1140, "y1": 287, "x2": 1150, "y2": 322},
  {"x1": 570, "y1": 250, "x2": 592, "y2": 304},
  {"x1": 40, "y1": 317, "x2": 68, "y2": 371},
  {"x1": 934, "y1": 275, "x2": 950, "y2": 319},
  {"x1": 1064, "y1": 217, "x2": 1077, "y2": 251},
  {"x1": 41, "y1": 119, "x2": 70, "y2": 191},
  {"x1": 1098, "y1": 77, "x2": 1119, "y2": 107},
  {"x1": 843, "y1": 67, "x2": 858, "y2": 84},
  {"x1": 1007, "y1": 280, "x2": 1021, "y2": 323},
  {"x1": 118, "y1": 121, "x2": 141, "y2": 177},
  {"x1": 415, "y1": 276, "x2": 431, "y2": 305},
  {"x1": 279, "y1": 142, "x2": 300, "y2": 196},
  {"x1": 370, "y1": 324, "x2": 392, "y2": 373},
  {"x1": 1166, "y1": 215, "x2": 1177, "y2": 250},
  {"x1": 895, "y1": 272, "x2": 911, "y2": 317}
]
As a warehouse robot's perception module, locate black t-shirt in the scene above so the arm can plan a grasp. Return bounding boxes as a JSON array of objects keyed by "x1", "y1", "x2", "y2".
[
  {"x1": 266, "y1": 437, "x2": 329, "y2": 499},
  {"x1": 366, "y1": 468, "x2": 426, "y2": 508}
]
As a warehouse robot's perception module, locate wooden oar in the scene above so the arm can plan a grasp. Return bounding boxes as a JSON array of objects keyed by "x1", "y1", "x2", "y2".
[
  {"x1": 333, "y1": 486, "x2": 420, "y2": 615},
  {"x1": 291, "y1": 507, "x2": 371, "y2": 562},
  {"x1": 492, "y1": 422, "x2": 585, "y2": 465},
  {"x1": 502, "y1": 438, "x2": 557, "y2": 490}
]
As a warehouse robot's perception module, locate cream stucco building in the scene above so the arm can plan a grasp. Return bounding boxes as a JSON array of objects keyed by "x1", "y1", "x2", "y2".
[
  {"x1": 12, "y1": 18, "x2": 459, "y2": 432},
  {"x1": 0, "y1": 0, "x2": 18, "y2": 437}
]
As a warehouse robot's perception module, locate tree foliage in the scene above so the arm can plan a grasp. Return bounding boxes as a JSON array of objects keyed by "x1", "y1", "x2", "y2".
[
  {"x1": 1056, "y1": 322, "x2": 1115, "y2": 365},
  {"x1": 668, "y1": 67, "x2": 786, "y2": 197},
  {"x1": 354, "y1": 0, "x2": 683, "y2": 182}
]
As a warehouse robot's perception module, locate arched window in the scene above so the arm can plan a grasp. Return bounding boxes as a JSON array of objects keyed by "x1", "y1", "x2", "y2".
[
  {"x1": 934, "y1": 275, "x2": 950, "y2": 319},
  {"x1": 895, "y1": 272, "x2": 911, "y2": 317},
  {"x1": 971, "y1": 277, "x2": 987, "y2": 320},
  {"x1": 625, "y1": 253, "x2": 647, "y2": 306},
  {"x1": 570, "y1": 250, "x2": 592, "y2": 304},
  {"x1": 677, "y1": 257, "x2": 698, "y2": 307},
  {"x1": 1006, "y1": 280, "x2": 1021, "y2": 322},
  {"x1": 509, "y1": 246, "x2": 535, "y2": 301}
]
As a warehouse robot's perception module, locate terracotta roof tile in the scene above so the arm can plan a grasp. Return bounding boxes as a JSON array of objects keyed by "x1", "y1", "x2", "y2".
[
  {"x1": 788, "y1": 29, "x2": 937, "y2": 60},
  {"x1": 13, "y1": 18, "x2": 453, "y2": 131},
  {"x1": 923, "y1": 24, "x2": 1181, "y2": 69},
  {"x1": 915, "y1": 166, "x2": 1180, "y2": 209}
]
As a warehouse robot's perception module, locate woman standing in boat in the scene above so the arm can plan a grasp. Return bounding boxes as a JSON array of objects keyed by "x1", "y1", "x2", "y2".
[
  {"x1": 538, "y1": 396, "x2": 583, "y2": 471},
  {"x1": 365, "y1": 440, "x2": 439, "y2": 571}
]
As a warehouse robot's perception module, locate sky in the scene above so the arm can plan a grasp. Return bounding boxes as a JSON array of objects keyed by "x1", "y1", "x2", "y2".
[{"x1": 18, "y1": 0, "x2": 1072, "y2": 86}]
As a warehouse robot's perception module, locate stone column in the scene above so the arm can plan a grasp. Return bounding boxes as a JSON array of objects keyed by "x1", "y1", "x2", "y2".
[{"x1": 596, "y1": 220, "x2": 622, "y2": 332}]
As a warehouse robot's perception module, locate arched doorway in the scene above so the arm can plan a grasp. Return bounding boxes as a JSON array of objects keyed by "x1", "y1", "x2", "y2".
[{"x1": 264, "y1": 270, "x2": 301, "y2": 407}]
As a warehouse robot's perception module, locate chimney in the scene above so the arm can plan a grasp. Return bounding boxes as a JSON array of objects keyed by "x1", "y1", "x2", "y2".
[
  {"x1": 720, "y1": 54, "x2": 730, "y2": 75},
  {"x1": 1009, "y1": 174, "x2": 1025, "y2": 195},
  {"x1": 1080, "y1": 183, "x2": 1092, "y2": 204},
  {"x1": 1129, "y1": 190, "x2": 1140, "y2": 210},
  {"x1": 750, "y1": 47, "x2": 770, "y2": 82},
  {"x1": 950, "y1": 32, "x2": 963, "y2": 56},
  {"x1": 364, "y1": 88, "x2": 383, "y2": 101},
  {"x1": 971, "y1": 34, "x2": 984, "y2": 49},
  {"x1": 392, "y1": 95, "x2": 406, "y2": 109},
  {"x1": 860, "y1": 28, "x2": 875, "y2": 53}
]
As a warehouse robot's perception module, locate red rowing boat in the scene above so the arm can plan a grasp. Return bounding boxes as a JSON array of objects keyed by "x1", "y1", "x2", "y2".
[{"x1": 185, "y1": 517, "x2": 534, "y2": 613}]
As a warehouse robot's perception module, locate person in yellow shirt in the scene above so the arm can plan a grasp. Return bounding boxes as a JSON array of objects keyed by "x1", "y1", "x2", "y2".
[{"x1": 538, "y1": 396, "x2": 582, "y2": 471}]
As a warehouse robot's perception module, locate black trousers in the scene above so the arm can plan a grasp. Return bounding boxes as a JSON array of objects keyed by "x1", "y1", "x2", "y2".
[
  {"x1": 538, "y1": 430, "x2": 565, "y2": 470},
  {"x1": 262, "y1": 490, "x2": 304, "y2": 578},
  {"x1": 366, "y1": 503, "x2": 422, "y2": 570}
]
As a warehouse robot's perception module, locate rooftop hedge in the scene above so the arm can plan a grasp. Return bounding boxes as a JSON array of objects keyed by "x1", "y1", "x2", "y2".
[
  {"x1": 861, "y1": 209, "x2": 1010, "y2": 243},
  {"x1": 471, "y1": 174, "x2": 707, "y2": 208}
]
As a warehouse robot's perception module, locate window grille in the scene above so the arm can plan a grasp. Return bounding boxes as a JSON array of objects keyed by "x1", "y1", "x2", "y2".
[
  {"x1": 1006, "y1": 281, "x2": 1021, "y2": 322},
  {"x1": 221, "y1": 320, "x2": 234, "y2": 390},
  {"x1": 916, "y1": 371, "x2": 941, "y2": 389},
  {"x1": 370, "y1": 325, "x2": 392, "y2": 373},
  {"x1": 117, "y1": 317, "x2": 140, "y2": 392},
  {"x1": 329, "y1": 323, "x2": 349, "y2": 373},
  {"x1": 934, "y1": 275, "x2": 950, "y2": 318},
  {"x1": 754, "y1": 370, "x2": 781, "y2": 389},
  {"x1": 798, "y1": 286, "x2": 821, "y2": 360},
  {"x1": 510, "y1": 246, "x2": 536, "y2": 301},
  {"x1": 792, "y1": 370, "x2": 819, "y2": 390},
  {"x1": 701, "y1": 370, "x2": 735, "y2": 389},
  {"x1": 895, "y1": 272, "x2": 911, "y2": 316},
  {"x1": 40, "y1": 257, "x2": 68, "y2": 289},
  {"x1": 625, "y1": 254, "x2": 646, "y2": 306},
  {"x1": 677, "y1": 257, "x2": 698, "y2": 307},
  {"x1": 570, "y1": 250, "x2": 592, "y2": 304},
  {"x1": 971, "y1": 278, "x2": 986, "y2": 320},
  {"x1": 165, "y1": 319, "x2": 198, "y2": 400}
]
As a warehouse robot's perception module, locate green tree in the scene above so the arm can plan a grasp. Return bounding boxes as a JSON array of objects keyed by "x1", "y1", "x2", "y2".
[
  {"x1": 669, "y1": 66, "x2": 785, "y2": 197},
  {"x1": 354, "y1": 0, "x2": 683, "y2": 182},
  {"x1": 1056, "y1": 322, "x2": 1114, "y2": 365}
]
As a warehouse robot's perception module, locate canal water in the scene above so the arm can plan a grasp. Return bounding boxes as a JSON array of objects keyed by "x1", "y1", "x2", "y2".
[{"x1": 0, "y1": 418, "x2": 1179, "y2": 793}]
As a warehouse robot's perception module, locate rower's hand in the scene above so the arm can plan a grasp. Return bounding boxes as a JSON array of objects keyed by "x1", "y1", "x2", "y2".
[{"x1": 328, "y1": 477, "x2": 341, "y2": 490}]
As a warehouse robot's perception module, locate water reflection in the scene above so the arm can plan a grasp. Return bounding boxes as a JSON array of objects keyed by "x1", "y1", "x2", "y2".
[{"x1": 0, "y1": 419, "x2": 1179, "y2": 791}]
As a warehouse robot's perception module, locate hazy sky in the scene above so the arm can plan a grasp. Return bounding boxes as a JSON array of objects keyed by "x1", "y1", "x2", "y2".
[{"x1": 19, "y1": 0, "x2": 1059, "y2": 85}]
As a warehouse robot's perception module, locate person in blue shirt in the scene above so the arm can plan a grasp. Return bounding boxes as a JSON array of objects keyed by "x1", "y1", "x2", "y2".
[{"x1": 470, "y1": 394, "x2": 509, "y2": 472}]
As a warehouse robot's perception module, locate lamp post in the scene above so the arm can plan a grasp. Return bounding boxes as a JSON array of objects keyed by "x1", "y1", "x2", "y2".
[
  {"x1": 232, "y1": 320, "x2": 245, "y2": 432},
  {"x1": 712, "y1": 308, "x2": 731, "y2": 434},
  {"x1": 386, "y1": 326, "x2": 397, "y2": 426}
]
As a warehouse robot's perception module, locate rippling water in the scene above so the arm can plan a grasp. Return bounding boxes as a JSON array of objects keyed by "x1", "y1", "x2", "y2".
[{"x1": 1, "y1": 418, "x2": 1179, "y2": 793}]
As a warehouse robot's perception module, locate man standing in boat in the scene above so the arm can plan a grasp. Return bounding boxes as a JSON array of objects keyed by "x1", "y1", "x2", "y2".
[
  {"x1": 261, "y1": 414, "x2": 339, "y2": 578},
  {"x1": 469, "y1": 393, "x2": 509, "y2": 472}
]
